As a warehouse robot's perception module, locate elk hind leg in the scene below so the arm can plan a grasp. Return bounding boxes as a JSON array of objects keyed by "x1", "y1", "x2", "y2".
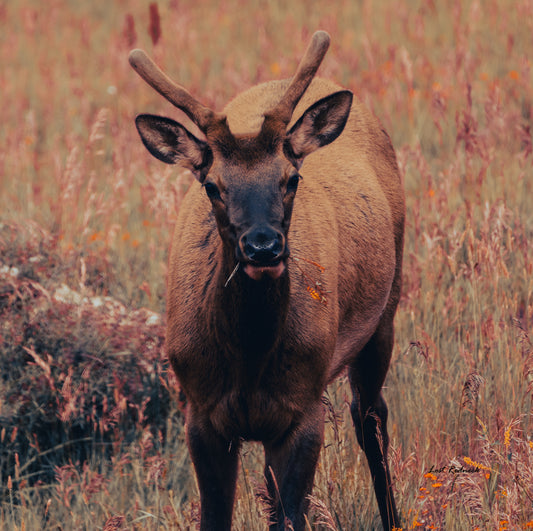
[{"x1": 349, "y1": 321, "x2": 400, "y2": 530}]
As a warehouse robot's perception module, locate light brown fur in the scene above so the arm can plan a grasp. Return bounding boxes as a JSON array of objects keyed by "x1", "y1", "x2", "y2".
[{"x1": 132, "y1": 33, "x2": 404, "y2": 531}]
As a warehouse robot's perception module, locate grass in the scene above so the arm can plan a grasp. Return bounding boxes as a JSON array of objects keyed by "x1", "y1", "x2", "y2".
[{"x1": 1, "y1": 0, "x2": 532, "y2": 529}]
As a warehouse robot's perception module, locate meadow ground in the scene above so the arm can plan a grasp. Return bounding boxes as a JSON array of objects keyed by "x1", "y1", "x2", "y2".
[{"x1": 1, "y1": 0, "x2": 532, "y2": 529}]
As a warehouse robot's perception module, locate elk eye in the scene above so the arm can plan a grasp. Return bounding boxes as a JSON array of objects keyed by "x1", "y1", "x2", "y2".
[
  {"x1": 286, "y1": 174, "x2": 300, "y2": 193},
  {"x1": 203, "y1": 181, "x2": 221, "y2": 201}
]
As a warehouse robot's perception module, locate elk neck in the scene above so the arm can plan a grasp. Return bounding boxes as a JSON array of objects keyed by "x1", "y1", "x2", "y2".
[{"x1": 210, "y1": 242, "x2": 290, "y2": 378}]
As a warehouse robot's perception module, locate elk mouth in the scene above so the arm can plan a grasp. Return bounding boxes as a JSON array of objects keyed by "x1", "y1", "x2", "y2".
[
  {"x1": 238, "y1": 227, "x2": 288, "y2": 281},
  {"x1": 243, "y1": 259, "x2": 286, "y2": 281}
]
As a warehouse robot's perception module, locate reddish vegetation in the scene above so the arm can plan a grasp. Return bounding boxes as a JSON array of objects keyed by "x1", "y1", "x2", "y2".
[
  {"x1": 1, "y1": 0, "x2": 532, "y2": 529},
  {"x1": 0, "y1": 224, "x2": 174, "y2": 488}
]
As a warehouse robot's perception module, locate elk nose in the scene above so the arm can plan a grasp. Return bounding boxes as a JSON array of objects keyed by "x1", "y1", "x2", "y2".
[{"x1": 240, "y1": 226, "x2": 284, "y2": 263}]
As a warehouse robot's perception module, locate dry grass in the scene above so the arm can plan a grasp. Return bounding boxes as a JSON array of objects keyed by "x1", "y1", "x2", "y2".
[{"x1": 1, "y1": 0, "x2": 532, "y2": 529}]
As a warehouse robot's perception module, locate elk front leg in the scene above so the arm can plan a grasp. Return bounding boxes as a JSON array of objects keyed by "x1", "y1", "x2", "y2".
[
  {"x1": 263, "y1": 409, "x2": 324, "y2": 531},
  {"x1": 186, "y1": 409, "x2": 241, "y2": 531}
]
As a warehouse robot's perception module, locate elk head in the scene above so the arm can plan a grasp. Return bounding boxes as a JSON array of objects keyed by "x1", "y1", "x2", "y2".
[{"x1": 130, "y1": 31, "x2": 352, "y2": 281}]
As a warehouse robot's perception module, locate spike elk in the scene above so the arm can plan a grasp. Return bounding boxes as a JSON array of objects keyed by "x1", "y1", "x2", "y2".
[{"x1": 130, "y1": 31, "x2": 404, "y2": 530}]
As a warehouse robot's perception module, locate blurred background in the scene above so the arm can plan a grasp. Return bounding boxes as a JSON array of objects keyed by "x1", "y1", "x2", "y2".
[{"x1": 1, "y1": 0, "x2": 532, "y2": 529}]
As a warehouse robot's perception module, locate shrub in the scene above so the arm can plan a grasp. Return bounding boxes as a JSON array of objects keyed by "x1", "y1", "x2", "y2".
[{"x1": 0, "y1": 223, "x2": 178, "y2": 495}]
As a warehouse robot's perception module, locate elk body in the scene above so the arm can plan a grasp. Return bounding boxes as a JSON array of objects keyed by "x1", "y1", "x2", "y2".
[{"x1": 130, "y1": 31, "x2": 404, "y2": 530}]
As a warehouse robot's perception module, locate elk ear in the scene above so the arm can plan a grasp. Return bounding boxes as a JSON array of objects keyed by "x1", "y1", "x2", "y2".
[
  {"x1": 284, "y1": 90, "x2": 353, "y2": 169},
  {"x1": 135, "y1": 114, "x2": 213, "y2": 181}
]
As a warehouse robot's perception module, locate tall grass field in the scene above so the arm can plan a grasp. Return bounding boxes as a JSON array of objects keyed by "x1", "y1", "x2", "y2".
[{"x1": 1, "y1": 0, "x2": 532, "y2": 529}]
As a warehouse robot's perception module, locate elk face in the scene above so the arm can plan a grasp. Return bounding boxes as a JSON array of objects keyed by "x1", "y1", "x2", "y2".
[
  {"x1": 134, "y1": 90, "x2": 352, "y2": 281},
  {"x1": 201, "y1": 154, "x2": 296, "y2": 281}
]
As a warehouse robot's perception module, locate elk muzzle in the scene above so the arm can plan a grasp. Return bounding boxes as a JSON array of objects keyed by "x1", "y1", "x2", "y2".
[{"x1": 239, "y1": 225, "x2": 287, "y2": 280}]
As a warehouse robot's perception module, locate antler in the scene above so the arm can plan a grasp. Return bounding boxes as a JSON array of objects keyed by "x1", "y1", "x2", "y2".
[
  {"x1": 130, "y1": 31, "x2": 329, "y2": 141},
  {"x1": 129, "y1": 49, "x2": 222, "y2": 134},
  {"x1": 264, "y1": 31, "x2": 331, "y2": 128}
]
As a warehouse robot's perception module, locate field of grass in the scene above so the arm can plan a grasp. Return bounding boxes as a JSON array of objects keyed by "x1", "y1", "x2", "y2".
[{"x1": 1, "y1": 0, "x2": 532, "y2": 529}]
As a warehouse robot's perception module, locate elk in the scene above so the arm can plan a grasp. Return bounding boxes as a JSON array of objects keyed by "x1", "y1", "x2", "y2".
[{"x1": 129, "y1": 31, "x2": 404, "y2": 530}]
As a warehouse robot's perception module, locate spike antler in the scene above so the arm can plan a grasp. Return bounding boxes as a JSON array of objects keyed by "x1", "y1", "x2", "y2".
[
  {"x1": 128, "y1": 49, "x2": 223, "y2": 134},
  {"x1": 263, "y1": 31, "x2": 331, "y2": 129},
  {"x1": 130, "y1": 31, "x2": 329, "y2": 140}
]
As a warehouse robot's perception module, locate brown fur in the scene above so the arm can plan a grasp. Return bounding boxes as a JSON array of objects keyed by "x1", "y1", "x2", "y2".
[{"x1": 132, "y1": 34, "x2": 404, "y2": 531}]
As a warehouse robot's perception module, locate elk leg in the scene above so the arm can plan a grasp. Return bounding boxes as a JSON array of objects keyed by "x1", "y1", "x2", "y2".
[
  {"x1": 186, "y1": 412, "x2": 240, "y2": 531},
  {"x1": 263, "y1": 411, "x2": 324, "y2": 531},
  {"x1": 349, "y1": 323, "x2": 400, "y2": 531}
]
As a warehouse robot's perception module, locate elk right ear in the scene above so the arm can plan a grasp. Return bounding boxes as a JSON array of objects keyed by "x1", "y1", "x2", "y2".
[{"x1": 135, "y1": 114, "x2": 213, "y2": 181}]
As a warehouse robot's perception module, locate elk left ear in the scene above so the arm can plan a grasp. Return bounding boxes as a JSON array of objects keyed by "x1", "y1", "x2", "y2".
[{"x1": 284, "y1": 90, "x2": 353, "y2": 169}]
